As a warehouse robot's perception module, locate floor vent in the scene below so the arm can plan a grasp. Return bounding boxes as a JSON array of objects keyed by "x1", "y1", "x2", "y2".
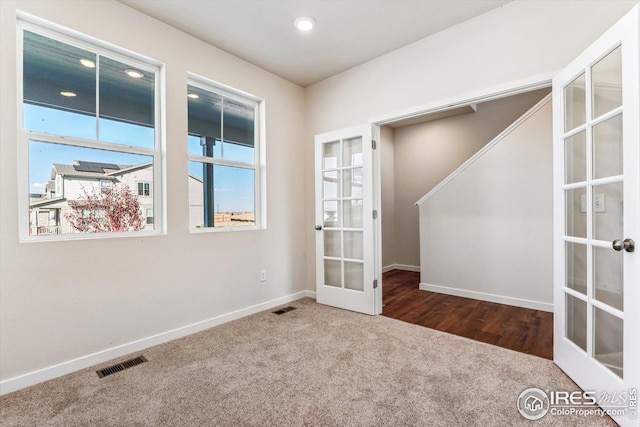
[
  {"x1": 97, "y1": 356, "x2": 147, "y2": 378},
  {"x1": 273, "y1": 306, "x2": 297, "y2": 315}
]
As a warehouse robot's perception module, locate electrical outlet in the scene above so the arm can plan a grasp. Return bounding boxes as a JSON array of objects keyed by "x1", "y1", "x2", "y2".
[{"x1": 260, "y1": 269, "x2": 267, "y2": 282}]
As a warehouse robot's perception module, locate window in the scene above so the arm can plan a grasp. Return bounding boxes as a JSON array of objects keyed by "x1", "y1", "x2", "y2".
[
  {"x1": 146, "y1": 208, "x2": 154, "y2": 225},
  {"x1": 187, "y1": 77, "x2": 263, "y2": 230},
  {"x1": 137, "y1": 182, "x2": 151, "y2": 197},
  {"x1": 100, "y1": 180, "x2": 112, "y2": 194},
  {"x1": 20, "y1": 22, "x2": 162, "y2": 240}
]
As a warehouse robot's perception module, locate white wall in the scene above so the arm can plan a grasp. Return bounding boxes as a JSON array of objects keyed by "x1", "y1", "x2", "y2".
[
  {"x1": 0, "y1": 0, "x2": 306, "y2": 390},
  {"x1": 390, "y1": 89, "x2": 549, "y2": 268},
  {"x1": 419, "y1": 100, "x2": 553, "y2": 310},
  {"x1": 304, "y1": 0, "x2": 637, "y2": 291}
]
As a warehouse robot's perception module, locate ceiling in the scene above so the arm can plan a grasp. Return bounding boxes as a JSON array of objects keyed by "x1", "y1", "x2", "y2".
[{"x1": 118, "y1": 0, "x2": 511, "y2": 87}]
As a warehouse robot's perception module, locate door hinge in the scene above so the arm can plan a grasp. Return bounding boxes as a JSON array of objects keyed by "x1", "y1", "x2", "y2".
[
  {"x1": 372, "y1": 140, "x2": 377, "y2": 150},
  {"x1": 373, "y1": 279, "x2": 378, "y2": 289},
  {"x1": 373, "y1": 210, "x2": 378, "y2": 219}
]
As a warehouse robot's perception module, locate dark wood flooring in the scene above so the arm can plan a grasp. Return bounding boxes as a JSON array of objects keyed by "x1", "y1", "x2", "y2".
[{"x1": 382, "y1": 269, "x2": 554, "y2": 360}]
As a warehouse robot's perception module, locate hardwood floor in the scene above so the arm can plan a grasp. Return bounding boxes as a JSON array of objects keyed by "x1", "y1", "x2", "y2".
[{"x1": 382, "y1": 269, "x2": 554, "y2": 360}]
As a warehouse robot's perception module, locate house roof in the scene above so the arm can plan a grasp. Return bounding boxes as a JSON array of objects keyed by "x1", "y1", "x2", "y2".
[
  {"x1": 188, "y1": 174, "x2": 202, "y2": 183},
  {"x1": 50, "y1": 161, "x2": 151, "y2": 180},
  {"x1": 30, "y1": 196, "x2": 67, "y2": 208},
  {"x1": 106, "y1": 162, "x2": 153, "y2": 177}
]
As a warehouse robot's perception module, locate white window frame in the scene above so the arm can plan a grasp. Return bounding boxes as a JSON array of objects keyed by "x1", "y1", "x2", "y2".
[
  {"x1": 187, "y1": 73, "x2": 266, "y2": 232},
  {"x1": 17, "y1": 16, "x2": 165, "y2": 242}
]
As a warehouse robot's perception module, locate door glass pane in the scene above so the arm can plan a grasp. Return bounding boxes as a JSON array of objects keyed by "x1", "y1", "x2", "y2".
[
  {"x1": 565, "y1": 188, "x2": 587, "y2": 238},
  {"x1": 594, "y1": 246, "x2": 623, "y2": 311},
  {"x1": 344, "y1": 231, "x2": 363, "y2": 260},
  {"x1": 594, "y1": 307, "x2": 623, "y2": 379},
  {"x1": 566, "y1": 242, "x2": 587, "y2": 295},
  {"x1": 592, "y1": 46, "x2": 622, "y2": 119},
  {"x1": 323, "y1": 171, "x2": 339, "y2": 199},
  {"x1": 566, "y1": 294, "x2": 587, "y2": 352},
  {"x1": 323, "y1": 141, "x2": 339, "y2": 169},
  {"x1": 565, "y1": 131, "x2": 586, "y2": 184},
  {"x1": 343, "y1": 168, "x2": 363, "y2": 198},
  {"x1": 343, "y1": 199, "x2": 363, "y2": 228},
  {"x1": 324, "y1": 231, "x2": 341, "y2": 258},
  {"x1": 593, "y1": 114, "x2": 623, "y2": 179},
  {"x1": 324, "y1": 259, "x2": 342, "y2": 288},
  {"x1": 593, "y1": 182, "x2": 623, "y2": 242},
  {"x1": 343, "y1": 137, "x2": 363, "y2": 167},
  {"x1": 344, "y1": 261, "x2": 364, "y2": 291},
  {"x1": 323, "y1": 200, "x2": 340, "y2": 228},
  {"x1": 564, "y1": 73, "x2": 586, "y2": 131}
]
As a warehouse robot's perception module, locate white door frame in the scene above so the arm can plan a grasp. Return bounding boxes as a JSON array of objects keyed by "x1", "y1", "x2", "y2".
[
  {"x1": 368, "y1": 71, "x2": 555, "y2": 294},
  {"x1": 324, "y1": 71, "x2": 564, "y2": 315}
]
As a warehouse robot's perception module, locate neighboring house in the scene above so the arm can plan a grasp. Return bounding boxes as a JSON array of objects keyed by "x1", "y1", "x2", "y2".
[
  {"x1": 188, "y1": 174, "x2": 204, "y2": 228},
  {"x1": 29, "y1": 160, "x2": 155, "y2": 235}
]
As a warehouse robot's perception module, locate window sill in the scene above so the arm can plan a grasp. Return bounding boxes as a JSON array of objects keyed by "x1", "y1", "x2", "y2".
[
  {"x1": 19, "y1": 229, "x2": 164, "y2": 243},
  {"x1": 189, "y1": 225, "x2": 263, "y2": 234}
]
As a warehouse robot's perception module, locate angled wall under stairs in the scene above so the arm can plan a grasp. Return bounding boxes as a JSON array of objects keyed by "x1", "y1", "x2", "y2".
[{"x1": 417, "y1": 94, "x2": 554, "y2": 311}]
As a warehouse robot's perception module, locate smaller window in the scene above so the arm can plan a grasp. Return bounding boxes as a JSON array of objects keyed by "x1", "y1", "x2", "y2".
[
  {"x1": 146, "y1": 208, "x2": 154, "y2": 225},
  {"x1": 100, "y1": 180, "x2": 112, "y2": 194},
  {"x1": 187, "y1": 78, "x2": 262, "y2": 230},
  {"x1": 137, "y1": 182, "x2": 151, "y2": 197}
]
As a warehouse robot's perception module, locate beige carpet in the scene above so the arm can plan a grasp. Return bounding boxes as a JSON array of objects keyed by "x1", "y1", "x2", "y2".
[{"x1": 0, "y1": 298, "x2": 614, "y2": 426}]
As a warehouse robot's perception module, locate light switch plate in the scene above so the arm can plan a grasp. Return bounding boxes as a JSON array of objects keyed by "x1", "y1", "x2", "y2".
[
  {"x1": 594, "y1": 194, "x2": 605, "y2": 212},
  {"x1": 580, "y1": 194, "x2": 606, "y2": 213}
]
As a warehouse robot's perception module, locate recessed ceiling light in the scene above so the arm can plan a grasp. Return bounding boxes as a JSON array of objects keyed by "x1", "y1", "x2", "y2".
[
  {"x1": 60, "y1": 91, "x2": 77, "y2": 97},
  {"x1": 187, "y1": 93, "x2": 199, "y2": 99},
  {"x1": 80, "y1": 59, "x2": 95, "y2": 68},
  {"x1": 294, "y1": 16, "x2": 316, "y2": 32},
  {"x1": 125, "y1": 69, "x2": 144, "y2": 79}
]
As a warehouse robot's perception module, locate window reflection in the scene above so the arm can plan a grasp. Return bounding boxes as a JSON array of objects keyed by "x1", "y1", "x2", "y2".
[{"x1": 188, "y1": 84, "x2": 255, "y2": 164}]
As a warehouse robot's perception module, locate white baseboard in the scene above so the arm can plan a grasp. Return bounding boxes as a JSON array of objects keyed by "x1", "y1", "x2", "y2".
[
  {"x1": 419, "y1": 283, "x2": 553, "y2": 312},
  {"x1": 0, "y1": 290, "x2": 312, "y2": 396},
  {"x1": 382, "y1": 264, "x2": 421, "y2": 273}
]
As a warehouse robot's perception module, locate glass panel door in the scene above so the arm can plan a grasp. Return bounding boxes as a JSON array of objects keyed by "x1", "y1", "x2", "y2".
[
  {"x1": 315, "y1": 125, "x2": 377, "y2": 315},
  {"x1": 553, "y1": 6, "x2": 639, "y2": 426},
  {"x1": 561, "y1": 45, "x2": 624, "y2": 378}
]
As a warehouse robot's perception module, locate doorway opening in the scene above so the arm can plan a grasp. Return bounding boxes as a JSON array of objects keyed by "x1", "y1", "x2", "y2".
[{"x1": 376, "y1": 87, "x2": 554, "y2": 358}]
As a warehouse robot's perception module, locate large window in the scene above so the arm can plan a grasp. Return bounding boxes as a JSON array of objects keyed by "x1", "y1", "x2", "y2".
[
  {"x1": 187, "y1": 77, "x2": 262, "y2": 230},
  {"x1": 20, "y1": 23, "x2": 162, "y2": 240}
]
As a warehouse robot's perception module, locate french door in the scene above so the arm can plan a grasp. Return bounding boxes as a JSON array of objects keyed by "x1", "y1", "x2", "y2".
[
  {"x1": 553, "y1": 5, "x2": 639, "y2": 426},
  {"x1": 314, "y1": 125, "x2": 378, "y2": 315}
]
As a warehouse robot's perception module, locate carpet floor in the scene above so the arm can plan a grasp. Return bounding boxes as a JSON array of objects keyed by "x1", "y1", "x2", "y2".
[{"x1": 0, "y1": 298, "x2": 614, "y2": 426}]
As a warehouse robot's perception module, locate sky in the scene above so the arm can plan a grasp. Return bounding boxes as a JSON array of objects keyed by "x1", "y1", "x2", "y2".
[{"x1": 26, "y1": 104, "x2": 255, "y2": 213}]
